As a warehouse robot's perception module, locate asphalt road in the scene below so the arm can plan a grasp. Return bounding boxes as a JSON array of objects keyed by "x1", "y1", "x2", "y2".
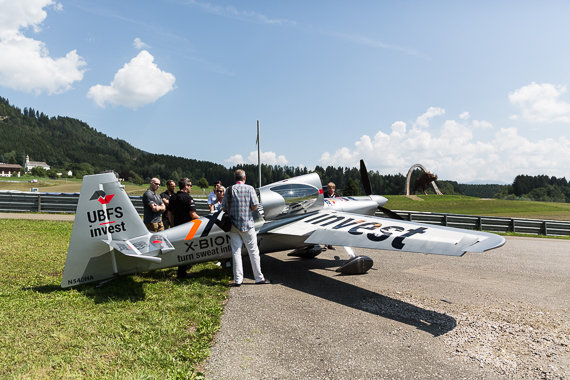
[{"x1": 205, "y1": 237, "x2": 570, "y2": 379}]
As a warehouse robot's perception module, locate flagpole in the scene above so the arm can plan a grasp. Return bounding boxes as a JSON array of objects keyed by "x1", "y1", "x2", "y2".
[{"x1": 257, "y1": 120, "x2": 261, "y2": 189}]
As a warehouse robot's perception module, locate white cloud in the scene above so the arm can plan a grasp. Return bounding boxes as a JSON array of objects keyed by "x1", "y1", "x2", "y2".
[
  {"x1": 413, "y1": 107, "x2": 445, "y2": 128},
  {"x1": 0, "y1": 0, "x2": 86, "y2": 95},
  {"x1": 133, "y1": 38, "x2": 150, "y2": 49},
  {"x1": 459, "y1": 111, "x2": 470, "y2": 120},
  {"x1": 247, "y1": 151, "x2": 289, "y2": 165},
  {"x1": 87, "y1": 50, "x2": 176, "y2": 109},
  {"x1": 318, "y1": 107, "x2": 570, "y2": 183},
  {"x1": 0, "y1": 0, "x2": 56, "y2": 38},
  {"x1": 225, "y1": 151, "x2": 289, "y2": 166},
  {"x1": 391, "y1": 121, "x2": 406, "y2": 136},
  {"x1": 471, "y1": 120, "x2": 493, "y2": 129},
  {"x1": 225, "y1": 154, "x2": 244, "y2": 165},
  {"x1": 509, "y1": 82, "x2": 570, "y2": 123}
]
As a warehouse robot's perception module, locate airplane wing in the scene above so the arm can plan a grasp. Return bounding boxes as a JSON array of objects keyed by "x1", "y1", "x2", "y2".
[{"x1": 265, "y1": 211, "x2": 505, "y2": 257}]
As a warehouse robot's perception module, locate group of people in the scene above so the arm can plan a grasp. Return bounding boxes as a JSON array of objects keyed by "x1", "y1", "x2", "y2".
[
  {"x1": 141, "y1": 170, "x2": 270, "y2": 286},
  {"x1": 142, "y1": 177, "x2": 198, "y2": 278}
]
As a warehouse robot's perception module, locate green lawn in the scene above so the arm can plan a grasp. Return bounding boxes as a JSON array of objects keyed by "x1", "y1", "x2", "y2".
[
  {"x1": 0, "y1": 177, "x2": 211, "y2": 198},
  {"x1": 385, "y1": 195, "x2": 570, "y2": 221},
  {"x1": 0, "y1": 219, "x2": 231, "y2": 379}
]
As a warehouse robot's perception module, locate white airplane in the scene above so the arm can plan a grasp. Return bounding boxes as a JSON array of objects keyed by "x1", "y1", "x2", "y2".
[{"x1": 61, "y1": 161, "x2": 506, "y2": 288}]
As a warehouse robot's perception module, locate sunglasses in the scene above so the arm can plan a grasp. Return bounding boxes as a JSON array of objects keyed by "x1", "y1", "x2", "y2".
[
  {"x1": 152, "y1": 182, "x2": 160, "y2": 186},
  {"x1": 216, "y1": 190, "x2": 224, "y2": 193}
]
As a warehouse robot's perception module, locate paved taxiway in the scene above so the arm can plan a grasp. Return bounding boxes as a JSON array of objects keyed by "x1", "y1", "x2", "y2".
[{"x1": 206, "y1": 237, "x2": 570, "y2": 379}]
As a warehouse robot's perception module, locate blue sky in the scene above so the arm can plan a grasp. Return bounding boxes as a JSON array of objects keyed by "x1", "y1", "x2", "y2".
[{"x1": 2, "y1": 0, "x2": 570, "y2": 183}]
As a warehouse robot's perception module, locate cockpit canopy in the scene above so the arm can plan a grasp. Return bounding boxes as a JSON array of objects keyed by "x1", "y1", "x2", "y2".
[{"x1": 259, "y1": 173, "x2": 324, "y2": 220}]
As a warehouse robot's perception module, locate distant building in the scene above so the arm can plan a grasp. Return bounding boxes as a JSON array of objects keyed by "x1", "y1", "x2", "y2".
[
  {"x1": 0, "y1": 163, "x2": 22, "y2": 177},
  {"x1": 25, "y1": 155, "x2": 50, "y2": 172}
]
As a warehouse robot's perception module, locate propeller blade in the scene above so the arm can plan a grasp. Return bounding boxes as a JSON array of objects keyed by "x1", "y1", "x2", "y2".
[
  {"x1": 378, "y1": 206, "x2": 404, "y2": 220},
  {"x1": 359, "y1": 159, "x2": 372, "y2": 196},
  {"x1": 360, "y1": 159, "x2": 403, "y2": 220}
]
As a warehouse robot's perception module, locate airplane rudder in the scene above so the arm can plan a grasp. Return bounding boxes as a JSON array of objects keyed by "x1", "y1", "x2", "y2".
[
  {"x1": 75, "y1": 173, "x2": 149, "y2": 239},
  {"x1": 61, "y1": 173, "x2": 146, "y2": 287}
]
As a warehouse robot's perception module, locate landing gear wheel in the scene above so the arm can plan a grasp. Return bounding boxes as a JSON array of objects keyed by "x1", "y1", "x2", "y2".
[
  {"x1": 336, "y1": 255, "x2": 373, "y2": 274},
  {"x1": 287, "y1": 245, "x2": 323, "y2": 259}
]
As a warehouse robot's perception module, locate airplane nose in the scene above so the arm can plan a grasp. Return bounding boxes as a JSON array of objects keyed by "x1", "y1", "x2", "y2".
[{"x1": 369, "y1": 195, "x2": 388, "y2": 207}]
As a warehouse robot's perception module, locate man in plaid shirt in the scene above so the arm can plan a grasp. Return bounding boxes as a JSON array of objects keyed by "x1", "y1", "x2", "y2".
[{"x1": 222, "y1": 169, "x2": 270, "y2": 286}]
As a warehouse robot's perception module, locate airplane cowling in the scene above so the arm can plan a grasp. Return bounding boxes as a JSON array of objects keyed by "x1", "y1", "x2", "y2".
[
  {"x1": 259, "y1": 173, "x2": 324, "y2": 221},
  {"x1": 336, "y1": 256, "x2": 373, "y2": 275}
]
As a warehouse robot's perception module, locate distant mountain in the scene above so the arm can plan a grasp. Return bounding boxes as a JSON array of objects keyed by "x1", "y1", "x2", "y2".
[
  {"x1": 0, "y1": 96, "x2": 233, "y2": 184},
  {"x1": 0, "y1": 96, "x2": 313, "y2": 187}
]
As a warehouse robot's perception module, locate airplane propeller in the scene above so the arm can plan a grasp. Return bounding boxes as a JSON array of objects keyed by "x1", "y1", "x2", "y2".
[{"x1": 359, "y1": 159, "x2": 404, "y2": 220}]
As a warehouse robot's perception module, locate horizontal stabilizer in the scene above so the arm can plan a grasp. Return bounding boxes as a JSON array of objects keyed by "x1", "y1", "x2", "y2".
[
  {"x1": 103, "y1": 233, "x2": 176, "y2": 263},
  {"x1": 117, "y1": 252, "x2": 162, "y2": 264}
]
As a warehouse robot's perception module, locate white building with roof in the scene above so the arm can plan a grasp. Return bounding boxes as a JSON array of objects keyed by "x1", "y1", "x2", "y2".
[
  {"x1": 0, "y1": 163, "x2": 22, "y2": 177},
  {"x1": 25, "y1": 155, "x2": 50, "y2": 172}
]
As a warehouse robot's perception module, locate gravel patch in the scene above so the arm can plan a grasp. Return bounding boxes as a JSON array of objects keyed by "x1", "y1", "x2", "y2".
[{"x1": 360, "y1": 291, "x2": 570, "y2": 379}]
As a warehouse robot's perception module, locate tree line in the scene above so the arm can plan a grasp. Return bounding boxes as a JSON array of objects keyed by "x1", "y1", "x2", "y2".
[{"x1": 494, "y1": 174, "x2": 570, "y2": 202}]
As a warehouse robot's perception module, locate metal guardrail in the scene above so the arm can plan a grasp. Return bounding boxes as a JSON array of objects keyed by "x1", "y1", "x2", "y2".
[
  {"x1": 0, "y1": 192, "x2": 212, "y2": 216},
  {"x1": 1, "y1": 191, "x2": 570, "y2": 237},
  {"x1": 374, "y1": 210, "x2": 570, "y2": 236}
]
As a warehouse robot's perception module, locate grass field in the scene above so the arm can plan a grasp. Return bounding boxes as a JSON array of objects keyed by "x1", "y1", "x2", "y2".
[
  {"x1": 385, "y1": 195, "x2": 570, "y2": 221},
  {"x1": 0, "y1": 219, "x2": 231, "y2": 379},
  {"x1": 0, "y1": 177, "x2": 211, "y2": 198}
]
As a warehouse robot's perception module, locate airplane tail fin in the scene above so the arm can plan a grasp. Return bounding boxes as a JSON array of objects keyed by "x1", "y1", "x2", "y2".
[{"x1": 61, "y1": 173, "x2": 171, "y2": 288}]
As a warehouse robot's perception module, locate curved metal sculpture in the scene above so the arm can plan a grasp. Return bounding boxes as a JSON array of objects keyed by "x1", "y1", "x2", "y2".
[{"x1": 405, "y1": 164, "x2": 442, "y2": 195}]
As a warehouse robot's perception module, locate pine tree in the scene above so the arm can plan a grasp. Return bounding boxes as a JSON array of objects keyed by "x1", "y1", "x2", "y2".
[{"x1": 343, "y1": 178, "x2": 360, "y2": 196}]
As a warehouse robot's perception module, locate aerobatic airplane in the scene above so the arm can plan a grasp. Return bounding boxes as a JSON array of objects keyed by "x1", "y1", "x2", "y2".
[{"x1": 61, "y1": 161, "x2": 506, "y2": 288}]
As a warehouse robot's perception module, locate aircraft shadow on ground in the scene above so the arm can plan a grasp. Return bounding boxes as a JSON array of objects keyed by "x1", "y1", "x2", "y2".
[
  {"x1": 242, "y1": 254, "x2": 456, "y2": 337},
  {"x1": 27, "y1": 277, "x2": 148, "y2": 303},
  {"x1": 27, "y1": 266, "x2": 228, "y2": 304}
]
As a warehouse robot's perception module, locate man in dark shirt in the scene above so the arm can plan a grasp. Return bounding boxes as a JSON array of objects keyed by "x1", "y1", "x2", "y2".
[
  {"x1": 143, "y1": 178, "x2": 166, "y2": 232},
  {"x1": 324, "y1": 182, "x2": 337, "y2": 198},
  {"x1": 168, "y1": 178, "x2": 199, "y2": 278},
  {"x1": 160, "y1": 180, "x2": 176, "y2": 229}
]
